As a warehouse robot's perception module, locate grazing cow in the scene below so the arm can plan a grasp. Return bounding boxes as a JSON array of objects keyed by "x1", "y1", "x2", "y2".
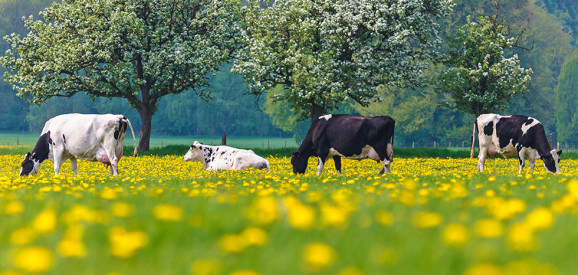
[
  {"x1": 183, "y1": 141, "x2": 269, "y2": 170},
  {"x1": 291, "y1": 114, "x2": 395, "y2": 175},
  {"x1": 20, "y1": 113, "x2": 137, "y2": 176},
  {"x1": 474, "y1": 114, "x2": 562, "y2": 174}
]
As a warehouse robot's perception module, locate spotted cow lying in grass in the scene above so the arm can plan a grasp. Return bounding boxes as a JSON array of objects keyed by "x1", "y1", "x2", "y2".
[{"x1": 183, "y1": 141, "x2": 269, "y2": 170}]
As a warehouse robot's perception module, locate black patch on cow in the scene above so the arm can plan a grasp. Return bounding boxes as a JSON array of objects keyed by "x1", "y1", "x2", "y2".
[
  {"x1": 114, "y1": 119, "x2": 128, "y2": 140},
  {"x1": 211, "y1": 157, "x2": 215, "y2": 162},
  {"x1": 62, "y1": 134, "x2": 66, "y2": 144},
  {"x1": 483, "y1": 121, "x2": 493, "y2": 136},
  {"x1": 221, "y1": 151, "x2": 225, "y2": 156},
  {"x1": 20, "y1": 152, "x2": 34, "y2": 176},
  {"x1": 525, "y1": 119, "x2": 534, "y2": 126},
  {"x1": 31, "y1": 131, "x2": 52, "y2": 163}
]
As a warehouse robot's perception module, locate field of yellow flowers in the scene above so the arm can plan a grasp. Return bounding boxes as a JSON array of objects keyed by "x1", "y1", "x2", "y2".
[{"x1": 0, "y1": 149, "x2": 577, "y2": 275}]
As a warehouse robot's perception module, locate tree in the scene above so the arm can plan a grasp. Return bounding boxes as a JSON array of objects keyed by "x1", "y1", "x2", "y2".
[
  {"x1": 1, "y1": 0, "x2": 241, "y2": 151},
  {"x1": 555, "y1": 53, "x2": 578, "y2": 144},
  {"x1": 233, "y1": 0, "x2": 453, "y2": 123},
  {"x1": 437, "y1": 3, "x2": 533, "y2": 118}
]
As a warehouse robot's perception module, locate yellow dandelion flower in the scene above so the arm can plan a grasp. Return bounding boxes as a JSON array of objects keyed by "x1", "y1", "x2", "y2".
[
  {"x1": 240, "y1": 227, "x2": 268, "y2": 246},
  {"x1": 525, "y1": 207, "x2": 554, "y2": 231},
  {"x1": 245, "y1": 196, "x2": 279, "y2": 225},
  {"x1": 108, "y1": 227, "x2": 149, "y2": 258},
  {"x1": 190, "y1": 259, "x2": 222, "y2": 275},
  {"x1": 320, "y1": 203, "x2": 349, "y2": 227},
  {"x1": 475, "y1": 219, "x2": 503, "y2": 238},
  {"x1": 375, "y1": 210, "x2": 395, "y2": 226},
  {"x1": 32, "y1": 208, "x2": 57, "y2": 234},
  {"x1": 2, "y1": 200, "x2": 24, "y2": 215},
  {"x1": 57, "y1": 238, "x2": 87, "y2": 258},
  {"x1": 10, "y1": 228, "x2": 35, "y2": 245},
  {"x1": 228, "y1": 270, "x2": 260, "y2": 275},
  {"x1": 338, "y1": 266, "x2": 363, "y2": 275},
  {"x1": 152, "y1": 204, "x2": 184, "y2": 221},
  {"x1": 506, "y1": 223, "x2": 537, "y2": 252},
  {"x1": 111, "y1": 202, "x2": 134, "y2": 218},
  {"x1": 218, "y1": 234, "x2": 246, "y2": 253},
  {"x1": 12, "y1": 246, "x2": 53, "y2": 273},
  {"x1": 463, "y1": 263, "x2": 502, "y2": 275},
  {"x1": 283, "y1": 196, "x2": 315, "y2": 230},
  {"x1": 303, "y1": 242, "x2": 337, "y2": 272},
  {"x1": 442, "y1": 223, "x2": 470, "y2": 248},
  {"x1": 412, "y1": 211, "x2": 442, "y2": 228}
]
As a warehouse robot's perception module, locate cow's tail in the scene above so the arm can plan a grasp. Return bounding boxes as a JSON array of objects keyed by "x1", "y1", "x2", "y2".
[
  {"x1": 124, "y1": 117, "x2": 138, "y2": 157},
  {"x1": 470, "y1": 118, "x2": 477, "y2": 158}
]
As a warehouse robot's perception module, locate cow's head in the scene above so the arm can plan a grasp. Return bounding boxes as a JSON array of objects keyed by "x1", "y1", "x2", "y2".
[
  {"x1": 183, "y1": 141, "x2": 203, "y2": 162},
  {"x1": 19, "y1": 152, "x2": 38, "y2": 176},
  {"x1": 291, "y1": 151, "x2": 308, "y2": 174},
  {"x1": 542, "y1": 150, "x2": 562, "y2": 174}
]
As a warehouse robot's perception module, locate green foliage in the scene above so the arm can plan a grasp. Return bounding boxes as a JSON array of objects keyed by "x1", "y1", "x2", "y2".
[
  {"x1": 1, "y1": 0, "x2": 242, "y2": 150},
  {"x1": 234, "y1": 0, "x2": 453, "y2": 121},
  {"x1": 507, "y1": 2, "x2": 573, "y2": 133},
  {"x1": 539, "y1": 0, "x2": 578, "y2": 46},
  {"x1": 555, "y1": 53, "x2": 578, "y2": 143},
  {"x1": 437, "y1": 5, "x2": 533, "y2": 117}
]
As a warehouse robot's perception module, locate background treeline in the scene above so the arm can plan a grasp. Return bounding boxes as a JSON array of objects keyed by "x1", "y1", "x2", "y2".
[{"x1": 0, "y1": 0, "x2": 576, "y2": 146}]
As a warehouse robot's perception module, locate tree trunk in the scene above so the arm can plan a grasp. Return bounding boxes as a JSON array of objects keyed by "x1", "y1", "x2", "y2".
[
  {"x1": 138, "y1": 106, "x2": 153, "y2": 151},
  {"x1": 310, "y1": 103, "x2": 325, "y2": 125}
]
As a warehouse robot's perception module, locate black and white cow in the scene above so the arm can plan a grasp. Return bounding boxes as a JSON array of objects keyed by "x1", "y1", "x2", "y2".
[
  {"x1": 183, "y1": 141, "x2": 269, "y2": 170},
  {"x1": 291, "y1": 114, "x2": 395, "y2": 175},
  {"x1": 474, "y1": 114, "x2": 562, "y2": 174},
  {"x1": 20, "y1": 113, "x2": 137, "y2": 176}
]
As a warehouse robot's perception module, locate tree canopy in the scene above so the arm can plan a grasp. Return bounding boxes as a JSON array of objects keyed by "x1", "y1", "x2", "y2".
[
  {"x1": 437, "y1": 3, "x2": 533, "y2": 118},
  {"x1": 233, "y1": 0, "x2": 453, "y2": 122},
  {"x1": 1, "y1": 0, "x2": 241, "y2": 151}
]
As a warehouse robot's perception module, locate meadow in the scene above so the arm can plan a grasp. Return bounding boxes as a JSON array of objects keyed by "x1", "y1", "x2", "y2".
[{"x1": 0, "y1": 146, "x2": 577, "y2": 275}]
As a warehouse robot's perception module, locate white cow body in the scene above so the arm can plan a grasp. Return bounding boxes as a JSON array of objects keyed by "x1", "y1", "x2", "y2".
[
  {"x1": 183, "y1": 141, "x2": 269, "y2": 170},
  {"x1": 20, "y1": 113, "x2": 137, "y2": 176}
]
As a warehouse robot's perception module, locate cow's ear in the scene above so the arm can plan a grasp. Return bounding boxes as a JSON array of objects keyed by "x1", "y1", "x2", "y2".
[
  {"x1": 291, "y1": 151, "x2": 299, "y2": 158},
  {"x1": 557, "y1": 150, "x2": 562, "y2": 156},
  {"x1": 191, "y1": 145, "x2": 197, "y2": 150},
  {"x1": 25, "y1": 152, "x2": 31, "y2": 160}
]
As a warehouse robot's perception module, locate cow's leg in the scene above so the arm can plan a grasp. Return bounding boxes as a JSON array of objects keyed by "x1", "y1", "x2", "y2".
[
  {"x1": 70, "y1": 158, "x2": 78, "y2": 176},
  {"x1": 517, "y1": 149, "x2": 526, "y2": 174},
  {"x1": 529, "y1": 158, "x2": 536, "y2": 174},
  {"x1": 379, "y1": 158, "x2": 391, "y2": 174},
  {"x1": 52, "y1": 147, "x2": 64, "y2": 176},
  {"x1": 527, "y1": 151, "x2": 537, "y2": 174},
  {"x1": 333, "y1": 156, "x2": 341, "y2": 174},
  {"x1": 105, "y1": 149, "x2": 119, "y2": 176},
  {"x1": 317, "y1": 157, "x2": 325, "y2": 176},
  {"x1": 477, "y1": 145, "x2": 488, "y2": 173}
]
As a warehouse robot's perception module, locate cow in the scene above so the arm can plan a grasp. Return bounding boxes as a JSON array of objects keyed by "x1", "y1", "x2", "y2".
[
  {"x1": 291, "y1": 114, "x2": 395, "y2": 175},
  {"x1": 473, "y1": 114, "x2": 562, "y2": 174},
  {"x1": 183, "y1": 141, "x2": 269, "y2": 170},
  {"x1": 20, "y1": 113, "x2": 137, "y2": 176}
]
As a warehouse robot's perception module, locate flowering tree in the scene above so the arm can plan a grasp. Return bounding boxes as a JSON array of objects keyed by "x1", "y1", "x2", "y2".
[
  {"x1": 233, "y1": 0, "x2": 453, "y2": 122},
  {"x1": 1, "y1": 0, "x2": 241, "y2": 151},
  {"x1": 437, "y1": 3, "x2": 533, "y2": 118}
]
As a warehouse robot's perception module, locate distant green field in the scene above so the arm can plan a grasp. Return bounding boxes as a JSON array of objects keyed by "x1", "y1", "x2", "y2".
[{"x1": 0, "y1": 132, "x2": 297, "y2": 148}]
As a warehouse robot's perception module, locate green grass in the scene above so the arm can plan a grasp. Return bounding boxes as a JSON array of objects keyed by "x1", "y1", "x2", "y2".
[{"x1": 0, "y1": 152, "x2": 576, "y2": 275}]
